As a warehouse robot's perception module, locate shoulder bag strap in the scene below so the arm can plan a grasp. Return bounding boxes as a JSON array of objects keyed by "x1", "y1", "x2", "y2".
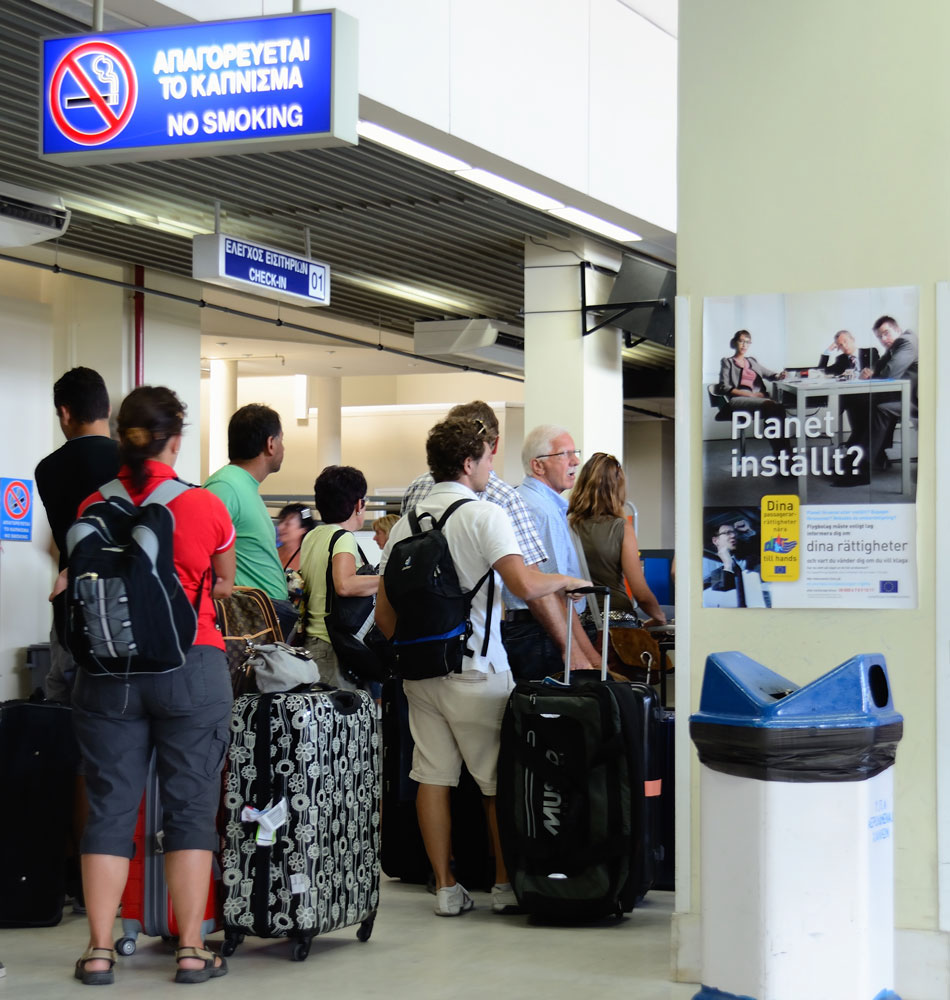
[
  {"x1": 570, "y1": 527, "x2": 603, "y2": 631},
  {"x1": 324, "y1": 529, "x2": 348, "y2": 615}
]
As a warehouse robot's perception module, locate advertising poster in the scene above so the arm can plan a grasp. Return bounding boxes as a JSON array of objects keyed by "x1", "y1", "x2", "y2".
[{"x1": 702, "y1": 285, "x2": 918, "y2": 609}]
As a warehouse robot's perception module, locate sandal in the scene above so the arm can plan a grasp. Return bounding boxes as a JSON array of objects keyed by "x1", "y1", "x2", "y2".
[
  {"x1": 74, "y1": 947, "x2": 117, "y2": 986},
  {"x1": 174, "y1": 946, "x2": 228, "y2": 985}
]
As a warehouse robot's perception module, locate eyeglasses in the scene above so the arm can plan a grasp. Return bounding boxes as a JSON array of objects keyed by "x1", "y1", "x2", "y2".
[{"x1": 536, "y1": 450, "x2": 582, "y2": 461}]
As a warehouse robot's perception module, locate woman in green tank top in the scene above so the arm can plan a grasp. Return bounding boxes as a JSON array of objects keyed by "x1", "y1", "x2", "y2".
[{"x1": 567, "y1": 453, "x2": 666, "y2": 626}]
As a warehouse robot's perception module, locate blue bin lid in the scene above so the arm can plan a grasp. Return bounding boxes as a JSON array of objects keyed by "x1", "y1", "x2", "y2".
[{"x1": 690, "y1": 651, "x2": 903, "y2": 731}]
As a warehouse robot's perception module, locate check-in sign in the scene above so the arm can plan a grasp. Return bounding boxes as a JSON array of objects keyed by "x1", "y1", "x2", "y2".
[
  {"x1": 193, "y1": 232, "x2": 330, "y2": 307},
  {"x1": 40, "y1": 10, "x2": 357, "y2": 163}
]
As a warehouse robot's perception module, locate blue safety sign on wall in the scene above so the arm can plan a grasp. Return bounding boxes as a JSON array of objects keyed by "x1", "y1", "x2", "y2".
[
  {"x1": 193, "y1": 232, "x2": 330, "y2": 307},
  {"x1": 40, "y1": 10, "x2": 358, "y2": 163},
  {"x1": 1, "y1": 478, "x2": 34, "y2": 542}
]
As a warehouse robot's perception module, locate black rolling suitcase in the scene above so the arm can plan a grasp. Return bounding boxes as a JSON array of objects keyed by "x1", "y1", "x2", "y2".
[
  {"x1": 649, "y1": 626, "x2": 676, "y2": 892},
  {"x1": 220, "y1": 687, "x2": 380, "y2": 961},
  {"x1": 380, "y1": 678, "x2": 494, "y2": 889},
  {"x1": 497, "y1": 587, "x2": 661, "y2": 920},
  {"x1": 0, "y1": 699, "x2": 79, "y2": 926}
]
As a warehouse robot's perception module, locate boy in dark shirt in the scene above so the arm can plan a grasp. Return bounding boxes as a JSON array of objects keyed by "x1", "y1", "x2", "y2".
[{"x1": 35, "y1": 367, "x2": 119, "y2": 699}]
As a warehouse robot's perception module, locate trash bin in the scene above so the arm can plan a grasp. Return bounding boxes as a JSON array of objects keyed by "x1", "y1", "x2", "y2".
[
  {"x1": 25, "y1": 643, "x2": 52, "y2": 698},
  {"x1": 689, "y1": 651, "x2": 903, "y2": 1000}
]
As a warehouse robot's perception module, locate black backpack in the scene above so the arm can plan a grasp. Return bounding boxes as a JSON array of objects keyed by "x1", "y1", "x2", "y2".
[
  {"x1": 64, "y1": 478, "x2": 202, "y2": 676},
  {"x1": 383, "y1": 499, "x2": 493, "y2": 680},
  {"x1": 324, "y1": 529, "x2": 391, "y2": 685}
]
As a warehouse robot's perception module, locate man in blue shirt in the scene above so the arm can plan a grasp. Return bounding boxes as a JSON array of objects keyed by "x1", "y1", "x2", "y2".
[{"x1": 502, "y1": 424, "x2": 602, "y2": 680}]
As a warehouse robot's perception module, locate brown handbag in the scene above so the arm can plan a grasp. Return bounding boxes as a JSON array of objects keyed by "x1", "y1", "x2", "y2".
[
  {"x1": 213, "y1": 586, "x2": 282, "y2": 695},
  {"x1": 597, "y1": 626, "x2": 664, "y2": 684}
]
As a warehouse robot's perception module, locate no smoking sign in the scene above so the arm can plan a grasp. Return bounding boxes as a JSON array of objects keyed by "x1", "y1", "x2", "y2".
[
  {"x1": 48, "y1": 40, "x2": 137, "y2": 146},
  {"x1": 1, "y1": 478, "x2": 33, "y2": 542}
]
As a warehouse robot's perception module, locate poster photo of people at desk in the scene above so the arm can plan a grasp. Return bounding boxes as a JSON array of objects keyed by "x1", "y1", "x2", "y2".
[{"x1": 701, "y1": 284, "x2": 918, "y2": 610}]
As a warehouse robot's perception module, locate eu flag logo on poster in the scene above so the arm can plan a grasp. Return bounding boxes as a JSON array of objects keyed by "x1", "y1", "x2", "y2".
[{"x1": 879, "y1": 580, "x2": 898, "y2": 594}]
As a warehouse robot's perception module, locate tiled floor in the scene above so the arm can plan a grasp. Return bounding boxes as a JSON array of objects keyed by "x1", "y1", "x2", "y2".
[{"x1": 1, "y1": 881, "x2": 698, "y2": 999}]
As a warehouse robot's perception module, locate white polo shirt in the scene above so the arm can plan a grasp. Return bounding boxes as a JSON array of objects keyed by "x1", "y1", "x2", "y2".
[{"x1": 380, "y1": 481, "x2": 521, "y2": 674}]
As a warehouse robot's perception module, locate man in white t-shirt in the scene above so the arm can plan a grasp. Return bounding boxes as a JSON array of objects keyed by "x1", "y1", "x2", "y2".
[{"x1": 376, "y1": 416, "x2": 589, "y2": 919}]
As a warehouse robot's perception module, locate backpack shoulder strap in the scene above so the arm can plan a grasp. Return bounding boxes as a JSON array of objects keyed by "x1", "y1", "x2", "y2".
[
  {"x1": 97, "y1": 478, "x2": 133, "y2": 505},
  {"x1": 435, "y1": 497, "x2": 474, "y2": 530},
  {"x1": 141, "y1": 478, "x2": 192, "y2": 510}
]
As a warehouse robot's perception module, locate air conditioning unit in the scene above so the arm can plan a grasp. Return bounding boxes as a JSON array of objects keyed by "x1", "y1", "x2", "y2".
[
  {"x1": 0, "y1": 181, "x2": 71, "y2": 248},
  {"x1": 413, "y1": 318, "x2": 524, "y2": 373}
]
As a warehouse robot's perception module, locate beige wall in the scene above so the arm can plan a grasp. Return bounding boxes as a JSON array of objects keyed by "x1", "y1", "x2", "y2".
[
  {"x1": 679, "y1": 0, "x2": 944, "y2": 990},
  {"x1": 624, "y1": 419, "x2": 675, "y2": 549},
  {"x1": 208, "y1": 372, "x2": 528, "y2": 502},
  {"x1": 0, "y1": 253, "x2": 131, "y2": 701}
]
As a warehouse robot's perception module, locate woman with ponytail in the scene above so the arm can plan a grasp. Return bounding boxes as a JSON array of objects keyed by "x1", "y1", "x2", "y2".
[{"x1": 69, "y1": 386, "x2": 236, "y2": 986}]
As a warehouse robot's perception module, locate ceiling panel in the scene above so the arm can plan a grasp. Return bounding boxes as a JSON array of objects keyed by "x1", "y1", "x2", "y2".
[{"x1": 1, "y1": 0, "x2": 674, "y2": 395}]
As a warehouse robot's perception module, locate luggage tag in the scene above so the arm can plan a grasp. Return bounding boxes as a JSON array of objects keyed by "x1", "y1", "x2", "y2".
[{"x1": 241, "y1": 797, "x2": 289, "y2": 846}]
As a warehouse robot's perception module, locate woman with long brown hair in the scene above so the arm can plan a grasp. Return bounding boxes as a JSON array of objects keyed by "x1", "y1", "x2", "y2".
[{"x1": 567, "y1": 452, "x2": 666, "y2": 626}]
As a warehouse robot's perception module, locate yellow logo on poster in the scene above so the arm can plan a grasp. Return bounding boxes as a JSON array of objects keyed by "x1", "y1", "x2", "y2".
[{"x1": 760, "y1": 494, "x2": 800, "y2": 582}]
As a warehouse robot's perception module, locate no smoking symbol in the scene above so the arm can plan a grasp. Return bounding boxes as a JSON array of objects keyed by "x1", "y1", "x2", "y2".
[
  {"x1": 49, "y1": 40, "x2": 138, "y2": 146},
  {"x1": 3, "y1": 481, "x2": 30, "y2": 521}
]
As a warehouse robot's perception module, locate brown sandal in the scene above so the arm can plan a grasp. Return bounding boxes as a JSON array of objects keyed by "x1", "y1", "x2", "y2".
[
  {"x1": 74, "y1": 947, "x2": 117, "y2": 986},
  {"x1": 174, "y1": 946, "x2": 228, "y2": 985}
]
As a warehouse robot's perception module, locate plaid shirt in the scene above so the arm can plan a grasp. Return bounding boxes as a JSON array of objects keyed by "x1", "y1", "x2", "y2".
[{"x1": 401, "y1": 470, "x2": 548, "y2": 566}]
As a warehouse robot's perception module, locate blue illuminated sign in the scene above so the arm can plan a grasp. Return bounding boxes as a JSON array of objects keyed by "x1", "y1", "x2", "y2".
[
  {"x1": 193, "y1": 233, "x2": 330, "y2": 307},
  {"x1": 40, "y1": 10, "x2": 357, "y2": 163}
]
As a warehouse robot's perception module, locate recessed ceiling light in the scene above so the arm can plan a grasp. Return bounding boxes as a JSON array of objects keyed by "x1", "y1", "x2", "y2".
[
  {"x1": 454, "y1": 168, "x2": 564, "y2": 212},
  {"x1": 357, "y1": 121, "x2": 471, "y2": 172},
  {"x1": 549, "y1": 206, "x2": 642, "y2": 242}
]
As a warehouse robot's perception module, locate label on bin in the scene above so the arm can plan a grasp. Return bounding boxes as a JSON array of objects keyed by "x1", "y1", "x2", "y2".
[{"x1": 868, "y1": 797, "x2": 893, "y2": 843}]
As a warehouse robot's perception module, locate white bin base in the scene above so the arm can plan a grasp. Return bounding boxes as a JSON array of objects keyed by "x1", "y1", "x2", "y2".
[{"x1": 698, "y1": 766, "x2": 899, "y2": 1000}]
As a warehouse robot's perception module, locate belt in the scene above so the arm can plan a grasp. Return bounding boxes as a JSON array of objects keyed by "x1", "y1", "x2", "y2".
[{"x1": 503, "y1": 609, "x2": 536, "y2": 624}]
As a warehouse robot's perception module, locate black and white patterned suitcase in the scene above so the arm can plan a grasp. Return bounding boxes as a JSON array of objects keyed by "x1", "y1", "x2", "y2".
[{"x1": 221, "y1": 688, "x2": 380, "y2": 961}]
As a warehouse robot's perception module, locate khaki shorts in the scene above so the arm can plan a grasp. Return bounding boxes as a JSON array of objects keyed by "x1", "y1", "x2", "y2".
[{"x1": 404, "y1": 669, "x2": 514, "y2": 796}]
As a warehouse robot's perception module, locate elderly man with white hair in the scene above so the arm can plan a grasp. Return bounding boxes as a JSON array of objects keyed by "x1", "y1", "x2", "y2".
[{"x1": 501, "y1": 424, "x2": 602, "y2": 681}]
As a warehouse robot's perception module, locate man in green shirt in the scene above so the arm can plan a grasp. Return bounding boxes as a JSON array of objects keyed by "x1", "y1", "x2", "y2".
[{"x1": 204, "y1": 404, "x2": 297, "y2": 638}]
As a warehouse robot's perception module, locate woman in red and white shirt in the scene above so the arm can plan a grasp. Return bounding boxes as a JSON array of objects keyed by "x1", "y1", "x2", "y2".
[{"x1": 71, "y1": 386, "x2": 235, "y2": 986}]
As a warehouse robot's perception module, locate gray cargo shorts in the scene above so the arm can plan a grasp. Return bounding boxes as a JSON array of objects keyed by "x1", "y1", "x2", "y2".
[{"x1": 71, "y1": 645, "x2": 232, "y2": 858}]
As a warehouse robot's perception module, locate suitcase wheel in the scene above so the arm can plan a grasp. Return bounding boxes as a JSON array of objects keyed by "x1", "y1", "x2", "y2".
[
  {"x1": 115, "y1": 936, "x2": 137, "y2": 956},
  {"x1": 290, "y1": 938, "x2": 311, "y2": 962},
  {"x1": 221, "y1": 934, "x2": 243, "y2": 957},
  {"x1": 356, "y1": 916, "x2": 375, "y2": 943}
]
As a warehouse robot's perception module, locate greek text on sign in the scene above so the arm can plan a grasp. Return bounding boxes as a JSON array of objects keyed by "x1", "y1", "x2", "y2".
[
  {"x1": 192, "y1": 232, "x2": 330, "y2": 307},
  {"x1": 40, "y1": 11, "x2": 357, "y2": 164},
  {"x1": 1, "y1": 478, "x2": 34, "y2": 542}
]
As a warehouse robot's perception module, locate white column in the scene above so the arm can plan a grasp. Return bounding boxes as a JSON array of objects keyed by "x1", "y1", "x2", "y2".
[
  {"x1": 523, "y1": 237, "x2": 624, "y2": 460},
  {"x1": 313, "y1": 375, "x2": 342, "y2": 470},
  {"x1": 208, "y1": 359, "x2": 237, "y2": 475}
]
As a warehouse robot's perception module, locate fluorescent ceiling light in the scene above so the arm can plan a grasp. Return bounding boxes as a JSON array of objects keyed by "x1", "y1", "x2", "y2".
[
  {"x1": 549, "y1": 206, "x2": 642, "y2": 242},
  {"x1": 357, "y1": 121, "x2": 471, "y2": 172},
  {"x1": 69, "y1": 195, "x2": 207, "y2": 238},
  {"x1": 455, "y1": 168, "x2": 564, "y2": 212},
  {"x1": 339, "y1": 269, "x2": 482, "y2": 313}
]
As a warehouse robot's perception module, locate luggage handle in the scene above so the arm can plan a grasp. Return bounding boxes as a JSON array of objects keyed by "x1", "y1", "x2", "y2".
[{"x1": 564, "y1": 586, "x2": 610, "y2": 683}]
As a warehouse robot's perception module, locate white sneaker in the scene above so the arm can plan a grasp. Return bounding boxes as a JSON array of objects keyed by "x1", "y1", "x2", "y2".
[
  {"x1": 434, "y1": 882, "x2": 474, "y2": 917},
  {"x1": 491, "y1": 882, "x2": 521, "y2": 914}
]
